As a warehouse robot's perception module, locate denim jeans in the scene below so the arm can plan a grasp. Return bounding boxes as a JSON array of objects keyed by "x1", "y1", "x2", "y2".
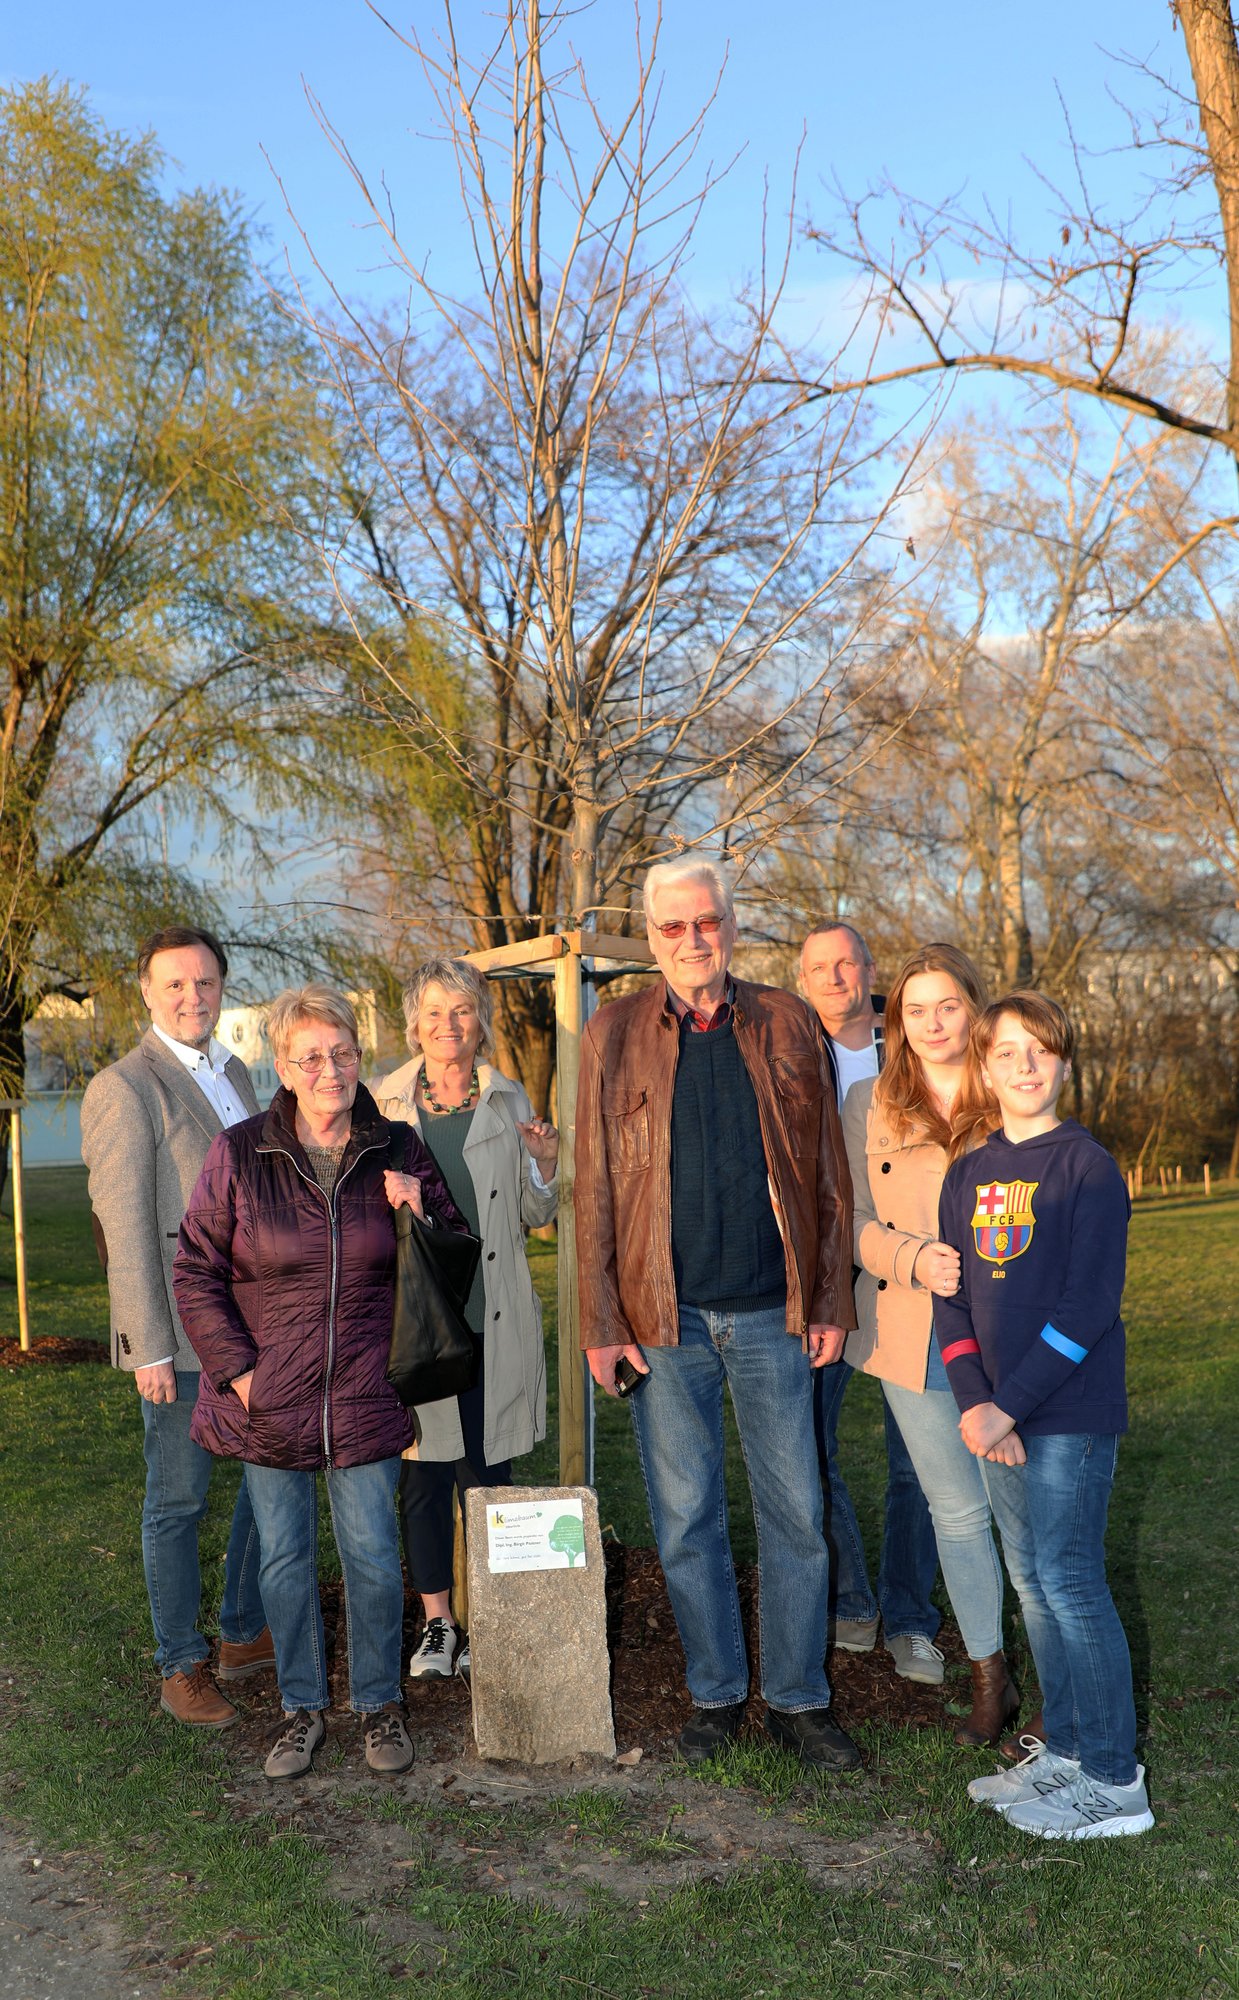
[
  {"x1": 140, "y1": 1369, "x2": 266, "y2": 1676},
  {"x1": 980, "y1": 1433, "x2": 1138, "y2": 1786},
  {"x1": 880, "y1": 1381, "x2": 1004, "y2": 1659},
  {"x1": 629, "y1": 1302, "x2": 833, "y2": 1712},
  {"x1": 813, "y1": 1360, "x2": 940, "y2": 1640},
  {"x1": 244, "y1": 1457, "x2": 404, "y2": 1713}
]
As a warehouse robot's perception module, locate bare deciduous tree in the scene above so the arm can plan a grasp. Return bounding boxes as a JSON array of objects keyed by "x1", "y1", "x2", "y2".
[{"x1": 288, "y1": 0, "x2": 917, "y2": 1100}]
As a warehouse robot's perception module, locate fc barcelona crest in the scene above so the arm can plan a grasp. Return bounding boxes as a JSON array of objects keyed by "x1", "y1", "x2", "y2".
[{"x1": 971, "y1": 1180, "x2": 1039, "y2": 1265}]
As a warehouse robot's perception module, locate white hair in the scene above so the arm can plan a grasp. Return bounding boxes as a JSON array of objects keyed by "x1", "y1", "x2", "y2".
[{"x1": 642, "y1": 857, "x2": 736, "y2": 926}]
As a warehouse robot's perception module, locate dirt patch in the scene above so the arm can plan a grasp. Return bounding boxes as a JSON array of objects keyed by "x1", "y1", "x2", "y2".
[
  {"x1": 205, "y1": 1542, "x2": 956, "y2": 1956},
  {"x1": 0, "y1": 1337, "x2": 108, "y2": 1368},
  {"x1": 220, "y1": 1545, "x2": 974, "y2": 1774}
]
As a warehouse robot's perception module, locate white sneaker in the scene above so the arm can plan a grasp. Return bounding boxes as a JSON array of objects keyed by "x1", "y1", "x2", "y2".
[
  {"x1": 1005, "y1": 1764, "x2": 1155, "y2": 1840},
  {"x1": 455, "y1": 1638, "x2": 471, "y2": 1685},
  {"x1": 408, "y1": 1618, "x2": 458, "y2": 1680},
  {"x1": 968, "y1": 1738, "x2": 1081, "y2": 1813},
  {"x1": 888, "y1": 1634, "x2": 945, "y2": 1685}
]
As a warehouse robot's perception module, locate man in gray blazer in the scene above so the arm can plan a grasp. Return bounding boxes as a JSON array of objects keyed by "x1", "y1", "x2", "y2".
[{"x1": 81, "y1": 926, "x2": 272, "y2": 1726}]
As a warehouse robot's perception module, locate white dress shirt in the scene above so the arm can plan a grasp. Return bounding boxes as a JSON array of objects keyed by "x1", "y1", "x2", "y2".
[{"x1": 151, "y1": 1021, "x2": 252, "y2": 1130}]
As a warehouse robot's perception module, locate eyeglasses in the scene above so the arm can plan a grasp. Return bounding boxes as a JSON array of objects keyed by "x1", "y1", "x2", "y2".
[
  {"x1": 649, "y1": 913, "x2": 729, "y2": 940},
  {"x1": 284, "y1": 1045, "x2": 362, "y2": 1075}
]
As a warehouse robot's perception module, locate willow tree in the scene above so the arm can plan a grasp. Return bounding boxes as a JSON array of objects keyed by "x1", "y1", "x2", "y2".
[
  {"x1": 0, "y1": 80, "x2": 344, "y2": 1096},
  {"x1": 299, "y1": 2, "x2": 912, "y2": 1104}
]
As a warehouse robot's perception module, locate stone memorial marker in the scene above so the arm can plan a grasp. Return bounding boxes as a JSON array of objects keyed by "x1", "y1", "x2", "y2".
[{"x1": 465, "y1": 1484, "x2": 616, "y2": 1763}]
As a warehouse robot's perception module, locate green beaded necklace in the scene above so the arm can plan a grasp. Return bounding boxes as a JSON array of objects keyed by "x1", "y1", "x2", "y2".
[{"x1": 420, "y1": 1062, "x2": 480, "y2": 1115}]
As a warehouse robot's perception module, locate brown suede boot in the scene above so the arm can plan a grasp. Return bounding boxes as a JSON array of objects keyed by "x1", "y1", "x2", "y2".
[
  {"x1": 953, "y1": 1652, "x2": 1019, "y2": 1748},
  {"x1": 217, "y1": 1627, "x2": 277, "y2": 1681}
]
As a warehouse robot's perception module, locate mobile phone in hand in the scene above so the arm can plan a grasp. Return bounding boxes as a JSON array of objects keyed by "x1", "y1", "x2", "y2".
[{"x1": 615, "y1": 1356, "x2": 648, "y2": 1397}]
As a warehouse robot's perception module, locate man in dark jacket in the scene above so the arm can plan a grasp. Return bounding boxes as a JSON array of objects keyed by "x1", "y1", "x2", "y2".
[
  {"x1": 576, "y1": 861, "x2": 860, "y2": 1771},
  {"x1": 799, "y1": 922, "x2": 942, "y2": 1685}
]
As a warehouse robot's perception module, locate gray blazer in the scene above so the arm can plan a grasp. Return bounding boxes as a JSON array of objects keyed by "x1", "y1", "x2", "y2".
[{"x1": 81, "y1": 1028, "x2": 260, "y2": 1372}]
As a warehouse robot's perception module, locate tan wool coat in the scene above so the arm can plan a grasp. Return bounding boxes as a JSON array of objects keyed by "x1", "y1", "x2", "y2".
[
  {"x1": 840, "y1": 1077, "x2": 947, "y2": 1393},
  {"x1": 81, "y1": 1030, "x2": 260, "y2": 1372},
  {"x1": 370, "y1": 1057, "x2": 556, "y2": 1465}
]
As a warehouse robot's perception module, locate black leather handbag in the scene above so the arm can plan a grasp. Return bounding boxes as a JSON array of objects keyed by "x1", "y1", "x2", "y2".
[{"x1": 385, "y1": 1134, "x2": 482, "y2": 1408}]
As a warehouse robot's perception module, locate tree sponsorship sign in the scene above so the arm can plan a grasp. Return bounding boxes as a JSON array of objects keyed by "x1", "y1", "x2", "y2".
[{"x1": 484, "y1": 1498, "x2": 587, "y2": 1572}]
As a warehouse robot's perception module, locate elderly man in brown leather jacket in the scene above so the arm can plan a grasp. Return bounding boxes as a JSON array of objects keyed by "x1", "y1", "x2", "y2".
[{"x1": 576, "y1": 858, "x2": 861, "y2": 1770}]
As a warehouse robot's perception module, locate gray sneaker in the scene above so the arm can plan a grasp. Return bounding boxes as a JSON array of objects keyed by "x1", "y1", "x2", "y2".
[
  {"x1": 263, "y1": 1708, "x2": 325, "y2": 1780},
  {"x1": 362, "y1": 1703, "x2": 415, "y2": 1775},
  {"x1": 1005, "y1": 1764, "x2": 1155, "y2": 1840},
  {"x1": 968, "y1": 1738, "x2": 1081, "y2": 1813},
  {"x1": 408, "y1": 1617, "x2": 458, "y2": 1680},
  {"x1": 887, "y1": 1634, "x2": 945, "y2": 1684}
]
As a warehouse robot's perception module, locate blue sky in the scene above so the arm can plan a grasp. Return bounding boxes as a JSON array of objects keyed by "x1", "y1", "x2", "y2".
[
  {"x1": 8, "y1": 2, "x2": 1195, "y2": 333},
  {"x1": 7, "y1": 3, "x2": 1209, "y2": 952}
]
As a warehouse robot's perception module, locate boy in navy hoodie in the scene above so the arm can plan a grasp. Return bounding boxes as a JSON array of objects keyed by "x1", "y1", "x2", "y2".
[{"x1": 936, "y1": 991, "x2": 1153, "y2": 1840}]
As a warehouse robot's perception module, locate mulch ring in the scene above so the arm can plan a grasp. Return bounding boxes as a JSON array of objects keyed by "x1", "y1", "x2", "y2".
[
  {"x1": 222, "y1": 1542, "x2": 972, "y2": 1771},
  {"x1": 208, "y1": 1543, "x2": 955, "y2": 1947},
  {"x1": 0, "y1": 1336, "x2": 108, "y2": 1367}
]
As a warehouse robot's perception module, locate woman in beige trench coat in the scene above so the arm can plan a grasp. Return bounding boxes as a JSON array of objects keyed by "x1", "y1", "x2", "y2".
[
  {"x1": 371, "y1": 956, "x2": 558, "y2": 1685},
  {"x1": 842, "y1": 943, "x2": 1027, "y2": 1747}
]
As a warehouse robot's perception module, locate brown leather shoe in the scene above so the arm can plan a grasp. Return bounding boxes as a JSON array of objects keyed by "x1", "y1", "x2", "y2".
[
  {"x1": 217, "y1": 1628, "x2": 277, "y2": 1681},
  {"x1": 1000, "y1": 1709, "x2": 1046, "y2": 1761},
  {"x1": 160, "y1": 1662, "x2": 238, "y2": 1728},
  {"x1": 953, "y1": 1651, "x2": 1020, "y2": 1748}
]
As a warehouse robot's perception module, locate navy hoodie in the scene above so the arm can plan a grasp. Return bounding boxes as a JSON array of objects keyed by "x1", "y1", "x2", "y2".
[{"x1": 935, "y1": 1120, "x2": 1129, "y2": 1437}]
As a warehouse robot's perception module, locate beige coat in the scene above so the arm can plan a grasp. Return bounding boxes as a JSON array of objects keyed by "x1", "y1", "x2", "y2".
[
  {"x1": 840, "y1": 1077, "x2": 945, "y2": 1393},
  {"x1": 81, "y1": 1030, "x2": 259, "y2": 1371},
  {"x1": 370, "y1": 1057, "x2": 556, "y2": 1464}
]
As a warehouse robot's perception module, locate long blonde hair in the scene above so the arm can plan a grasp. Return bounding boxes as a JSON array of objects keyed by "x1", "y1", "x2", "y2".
[{"x1": 874, "y1": 944, "x2": 995, "y2": 1163}]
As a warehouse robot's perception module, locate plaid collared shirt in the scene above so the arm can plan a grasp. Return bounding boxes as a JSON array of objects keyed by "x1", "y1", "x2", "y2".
[{"x1": 666, "y1": 979, "x2": 735, "y2": 1035}]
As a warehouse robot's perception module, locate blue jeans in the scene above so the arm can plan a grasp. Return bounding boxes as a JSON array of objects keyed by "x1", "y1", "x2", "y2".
[
  {"x1": 881, "y1": 1382, "x2": 1004, "y2": 1659},
  {"x1": 629, "y1": 1302, "x2": 833, "y2": 1713},
  {"x1": 813, "y1": 1360, "x2": 940, "y2": 1640},
  {"x1": 244, "y1": 1457, "x2": 404, "y2": 1713},
  {"x1": 140, "y1": 1369, "x2": 266, "y2": 1676},
  {"x1": 980, "y1": 1434, "x2": 1137, "y2": 1786}
]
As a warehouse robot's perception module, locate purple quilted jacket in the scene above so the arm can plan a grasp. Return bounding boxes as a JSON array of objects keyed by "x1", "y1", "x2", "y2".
[{"x1": 174, "y1": 1084, "x2": 464, "y2": 1470}]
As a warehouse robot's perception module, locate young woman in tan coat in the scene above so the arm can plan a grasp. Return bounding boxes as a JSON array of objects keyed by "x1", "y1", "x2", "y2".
[{"x1": 841, "y1": 944, "x2": 1023, "y2": 1746}]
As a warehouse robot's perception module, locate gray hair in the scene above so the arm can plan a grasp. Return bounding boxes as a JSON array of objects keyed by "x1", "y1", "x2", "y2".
[
  {"x1": 642, "y1": 857, "x2": 736, "y2": 927},
  {"x1": 401, "y1": 955, "x2": 496, "y2": 1061},
  {"x1": 800, "y1": 919, "x2": 873, "y2": 968},
  {"x1": 267, "y1": 984, "x2": 359, "y2": 1065}
]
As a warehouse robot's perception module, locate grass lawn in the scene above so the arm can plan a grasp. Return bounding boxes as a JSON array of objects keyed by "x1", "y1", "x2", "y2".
[{"x1": 1, "y1": 1167, "x2": 1237, "y2": 1998}]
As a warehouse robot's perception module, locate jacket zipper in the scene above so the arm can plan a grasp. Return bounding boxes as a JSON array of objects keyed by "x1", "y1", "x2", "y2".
[{"x1": 258, "y1": 1135, "x2": 386, "y2": 1468}]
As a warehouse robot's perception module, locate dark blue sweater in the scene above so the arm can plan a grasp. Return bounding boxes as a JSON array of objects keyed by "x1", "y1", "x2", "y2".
[
  {"x1": 935, "y1": 1119, "x2": 1129, "y2": 1437},
  {"x1": 670, "y1": 1020, "x2": 786, "y2": 1310}
]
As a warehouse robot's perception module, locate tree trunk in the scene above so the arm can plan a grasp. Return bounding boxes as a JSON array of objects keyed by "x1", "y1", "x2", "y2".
[
  {"x1": 1179, "y1": 0, "x2": 1239, "y2": 464},
  {"x1": 996, "y1": 800, "x2": 1034, "y2": 986},
  {"x1": 490, "y1": 978, "x2": 556, "y2": 1117}
]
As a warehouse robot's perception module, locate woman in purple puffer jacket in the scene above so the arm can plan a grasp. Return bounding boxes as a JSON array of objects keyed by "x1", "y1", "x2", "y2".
[{"x1": 174, "y1": 984, "x2": 463, "y2": 1783}]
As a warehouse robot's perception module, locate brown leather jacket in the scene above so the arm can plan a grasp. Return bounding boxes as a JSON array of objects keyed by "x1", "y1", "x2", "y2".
[{"x1": 576, "y1": 978, "x2": 855, "y2": 1348}]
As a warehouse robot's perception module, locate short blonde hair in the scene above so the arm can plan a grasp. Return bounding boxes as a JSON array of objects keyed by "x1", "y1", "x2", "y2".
[
  {"x1": 401, "y1": 956, "x2": 495, "y2": 1061},
  {"x1": 267, "y1": 984, "x2": 360, "y2": 1065},
  {"x1": 642, "y1": 857, "x2": 736, "y2": 927}
]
